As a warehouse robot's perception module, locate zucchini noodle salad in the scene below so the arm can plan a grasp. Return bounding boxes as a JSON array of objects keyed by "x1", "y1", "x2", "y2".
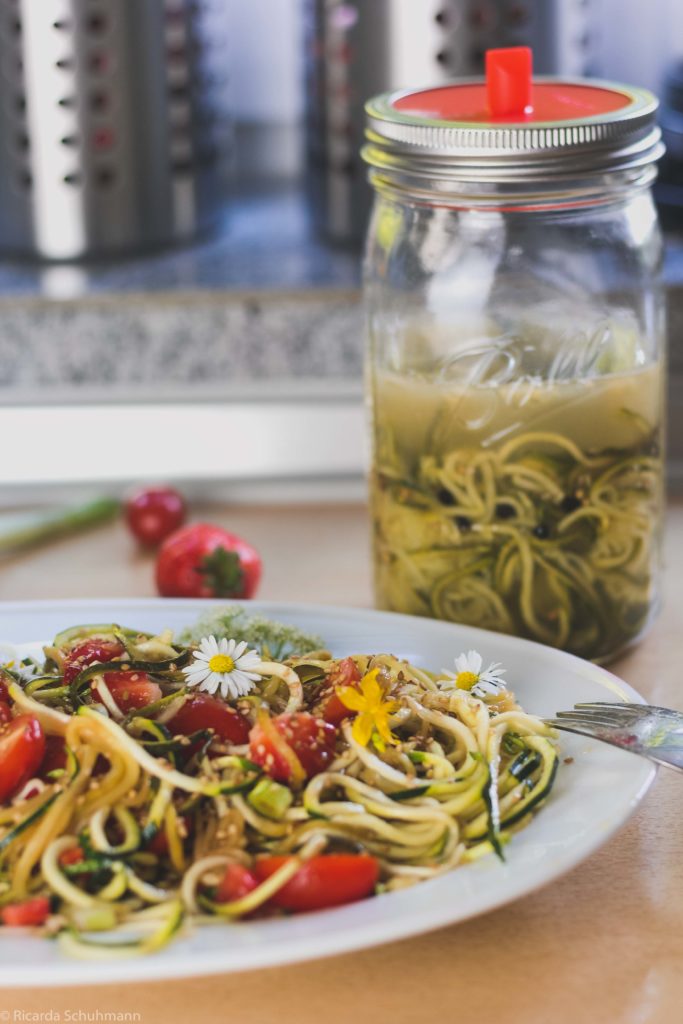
[{"x1": 0, "y1": 607, "x2": 558, "y2": 958}]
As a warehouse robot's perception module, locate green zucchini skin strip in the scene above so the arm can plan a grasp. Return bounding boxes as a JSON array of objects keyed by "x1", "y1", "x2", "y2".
[
  {"x1": 127, "y1": 718, "x2": 173, "y2": 744},
  {"x1": 69, "y1": 661, "x2": 136, "y2": 706},
  {"x1": 24, "y1": 675, "x2": 64, "y2": 696},
  {"x1": 69, "y1": 654, "x2": 191, "y2": 708},
  {"x1": 463, "y1": 737, "x2": 559, "y2": 842},
  {"x1": 121, "y1": 690, "x2": 188, "y2": 725},
  {"x1": 0, "y1": 793, "x2": 60, "y2": 856},
  {"x1": 498, "y1": 738, "x2": 559, "y2": 830},
  {"x1": 389, "y1": 785, "x2": 432, "y2": 802},
  {"x1": 53, "y1": 624, "x2": 150, "y2": 648},
  {"x1": 140, "y1": 731, "x2": 212, "y2": 757},
  {"x1": 114, "y1": 652, "x2": 191, "y2": 675}
]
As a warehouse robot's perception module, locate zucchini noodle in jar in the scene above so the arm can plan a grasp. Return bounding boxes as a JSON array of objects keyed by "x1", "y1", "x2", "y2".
[{"x1": 362, "y1": 52, "x2": 666, "y2": 662}]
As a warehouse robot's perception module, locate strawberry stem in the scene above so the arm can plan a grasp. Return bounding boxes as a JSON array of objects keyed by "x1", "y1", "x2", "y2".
[{"x1": 198, "y1": 547, "x2": 244, "y2": 597}]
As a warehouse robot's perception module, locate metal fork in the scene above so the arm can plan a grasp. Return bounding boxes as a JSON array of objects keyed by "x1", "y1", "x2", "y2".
[{"x1": 544, "y1": 701, "x2": 683, "y2": 773}]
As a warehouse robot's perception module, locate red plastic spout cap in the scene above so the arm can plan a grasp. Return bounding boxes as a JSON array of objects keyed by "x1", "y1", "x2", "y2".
[{"x1": 486, "y1": 46, "x2": 533, "y2": 119}]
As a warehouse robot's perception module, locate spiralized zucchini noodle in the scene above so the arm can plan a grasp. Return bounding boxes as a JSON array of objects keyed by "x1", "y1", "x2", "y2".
[
  {"x1": 0, "y1": 622, "x2": 558, "y2": 958},
  {"x1": 372, "y1": 424, "x2": 662, "y2": 662}
]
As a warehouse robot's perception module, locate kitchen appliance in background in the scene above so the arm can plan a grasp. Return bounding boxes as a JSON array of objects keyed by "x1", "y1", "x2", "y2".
[
  {"x1": 304, "y1": 0, "x2": 597, "y2": 244},
  {"x1": 0, "y1": 0, "x2": 232, "y2": 261},
  {"x1": 304, "y1": 0, "x2": 452, "y2": 244},
  {"x1": 656, "y1": 62, "x2": 683, "y2": 219},
  {"x1": 226, "y1": 0, "x2": 303, "y2": 183}
]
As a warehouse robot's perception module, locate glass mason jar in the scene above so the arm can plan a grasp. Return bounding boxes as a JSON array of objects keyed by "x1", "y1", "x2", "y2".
[{"x1": 363, "y1": 77, "x2": 665, "y2": 663}]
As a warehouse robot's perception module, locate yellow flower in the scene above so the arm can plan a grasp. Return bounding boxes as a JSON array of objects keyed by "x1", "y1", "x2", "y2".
[{"x1": 336, "y1": 668, "x2": 400, "y2": 752}]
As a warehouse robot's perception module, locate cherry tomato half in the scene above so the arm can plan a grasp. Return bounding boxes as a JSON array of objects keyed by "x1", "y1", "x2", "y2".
[
  {"x1": 99, "y1": 671, "x2": 162, "y2": 713},
  {"x1": 0, "y1": 674, "x2": 11, "y2": 704},
  {"x1": 254, "y1": 854, "x2": 379, "y2": 912},
  {"x1": 1, "y1": 897, "x2": 51, "y2": 927},
  {"x1": 58, "y1": 847, "x2": 85, "y2": 867},
  {"x1": 167, "y1": 693, "x2": 250, "y2": 745},
  {"x1": 0, "y1": 716, "x2": 45, "y2": 804},
  {"x1": 249, "y1": 712, "x2": 337, "y2": 783},
  {"x1": 62, "y1": 638, "x2": 126, "y2": 686},
  {"x1": 216, "y1": 863, "x2": 259, "y2": 904}
]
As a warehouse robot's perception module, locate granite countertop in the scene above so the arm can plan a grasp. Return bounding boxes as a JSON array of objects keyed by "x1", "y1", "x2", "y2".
[{"x1": 0, "y1": 183, "x2": 364, "y2": 405}]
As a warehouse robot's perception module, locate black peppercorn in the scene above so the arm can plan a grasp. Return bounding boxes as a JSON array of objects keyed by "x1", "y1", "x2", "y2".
[
  {"x1": 455, "y1": 516, "x2": 472, "y2": 531},
  {"x1": 532, "y1": 524, "x2": 550, "y2": 539},
  {"x1": 560, "y1": 495, "x2": 582, "y2": 514},
  {"x1": 437, "y1": 488, "x2": 455, "y2": 506},
  {"x1": 495, "y1": 502, "x2": 516, "y2": 519}
]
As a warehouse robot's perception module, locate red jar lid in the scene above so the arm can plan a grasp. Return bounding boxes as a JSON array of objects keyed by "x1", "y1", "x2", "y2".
[
  {"x1": 394, "y1": 81, "x2": 632, "y2": 124},
  {"x1": 394, "y1": 48, "x2": 632, "y2": 124},
  {"x1": 364, "y1": 48, "x2": 663, "y2": 184}
]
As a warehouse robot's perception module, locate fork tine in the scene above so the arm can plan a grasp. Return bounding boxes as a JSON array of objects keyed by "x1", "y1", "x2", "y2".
[
  {"x1": 546, "y1": 702, "x2": 632, "y2": 735},
  {"x1": 554, "y1": 710, "x2": 623, "y2": 727},
  {"x1": 548, "y1": 720, "x2": 612, "y2": 734},
  {"x1": 575, "y1": 701, "x2": 634, "y2": 707},
  {"x1": 565, "y1": 702, "x2": 657, "y2": 726},
  {"x1": 543, "y1": 718, "x2": 609, "y2": 740},
  {"x1": 574, "y1": 702, "x2": 645, "y2": 714},
  {"x1": 576, "y1": 701, "x2": 682, "y2": 720}
]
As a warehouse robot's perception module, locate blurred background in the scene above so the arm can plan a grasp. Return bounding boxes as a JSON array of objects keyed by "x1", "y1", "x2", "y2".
[{"x1": 1, "y1": 0, "x2": 682, "y2": 543}]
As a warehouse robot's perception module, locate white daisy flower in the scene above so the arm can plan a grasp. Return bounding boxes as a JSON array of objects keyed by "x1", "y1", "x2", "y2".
[
  {"x1": 0, "y1": 643, "x2": 38, "y2": 684},
  {"x1": 182, "y1": 636, "x2": 263, "y2": 701},
  {"x1": 14, "y1": 661, "x2": 38, "y2": 684},
  {"x1": 439, "y1": 649, "x2": 507, "y2": 698}
]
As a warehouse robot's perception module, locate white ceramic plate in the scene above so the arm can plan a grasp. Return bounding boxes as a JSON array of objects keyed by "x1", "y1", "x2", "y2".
[{"x1": 0, "y1": 598, "x2": 655, "y2": 988}]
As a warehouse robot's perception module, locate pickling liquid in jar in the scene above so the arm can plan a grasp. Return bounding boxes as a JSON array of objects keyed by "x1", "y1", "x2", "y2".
[{"x1": 370, "y1": 358, "x2": 664, "y2": 662}]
